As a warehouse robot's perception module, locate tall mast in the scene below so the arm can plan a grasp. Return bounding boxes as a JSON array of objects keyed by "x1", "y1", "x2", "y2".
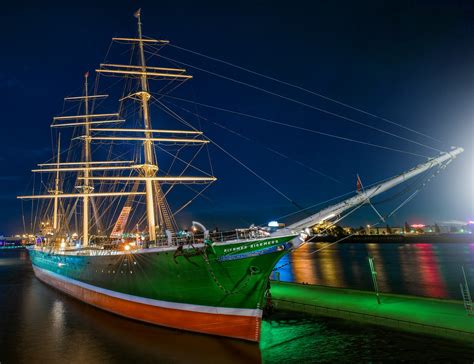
[
  {"x1": 135, "y1": 9, "x2": 157, "y2": 242},
  {"x1": 82, "y1": 72, "x2": 92, "y2": 246},
  {"x1": 52, "y1": 133, "x2": 61, "y2": 232}
]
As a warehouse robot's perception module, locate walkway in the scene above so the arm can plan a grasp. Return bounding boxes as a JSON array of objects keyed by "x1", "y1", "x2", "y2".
[{"x1": 270, "y1": 282, "x2": 474, "y2": 345}]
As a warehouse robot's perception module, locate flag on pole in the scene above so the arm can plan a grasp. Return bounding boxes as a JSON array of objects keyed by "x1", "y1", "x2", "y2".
[
  {"x1": 134, "y1": 8, "x2": 141, "y2": 18},
  {"x1": 356, "y1": 174, "x2": 363, "y2": 193},
  {"x1": 84, "y1": 71, "x2": 89, "y2": 78}
]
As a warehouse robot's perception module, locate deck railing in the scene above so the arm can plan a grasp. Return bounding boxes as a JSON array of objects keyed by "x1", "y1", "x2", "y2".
[{"x1": 32, "y1": 227, "x2": 272, "y2": 255}]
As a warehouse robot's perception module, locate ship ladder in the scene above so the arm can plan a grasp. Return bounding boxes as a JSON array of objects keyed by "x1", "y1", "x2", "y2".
[
  {"x1": 158, "y1": 196, "x2": 174, "y2": 232},
  {"x1": 460, "y1": 266, "x2": 473, "y2": 316},
  {"x1": 154, "y1": 183, "x2": 177, "y2": 235},
  {"x1": 110, "y1": 181, "x2": 140, "y2": 238}
]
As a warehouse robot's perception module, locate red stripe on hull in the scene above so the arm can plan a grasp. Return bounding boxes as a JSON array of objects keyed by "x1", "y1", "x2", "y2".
[{"x1": 33, "y1": 266, "x2": 261, "y2": 342}]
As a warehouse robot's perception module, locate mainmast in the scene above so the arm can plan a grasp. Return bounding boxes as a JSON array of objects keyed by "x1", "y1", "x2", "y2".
[{"x1": 135, "y1": 9, "x2": 157, "y2": 242}]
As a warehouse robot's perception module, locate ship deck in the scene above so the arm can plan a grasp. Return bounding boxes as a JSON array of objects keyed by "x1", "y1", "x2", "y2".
[{"x1": 30, "y1": 232, "x2": 298, "y2": 257}]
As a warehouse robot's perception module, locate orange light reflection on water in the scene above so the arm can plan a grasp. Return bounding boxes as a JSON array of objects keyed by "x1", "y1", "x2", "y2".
[
  {"x1": 292, "y1": 243, "x2": 346, "y2": 287},
  {"x1": 292, "y1": 243, "x2": 317, "y2": 284}
]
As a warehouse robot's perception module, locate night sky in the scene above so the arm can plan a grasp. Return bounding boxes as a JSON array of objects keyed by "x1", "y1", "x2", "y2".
[{"x1": 0, "y1": 0, "x2": 473, "y2": 234}]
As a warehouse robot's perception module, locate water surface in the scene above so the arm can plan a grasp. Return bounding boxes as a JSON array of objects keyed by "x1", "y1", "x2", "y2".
[
  {"x1": 1, "y1": 243, "x2": 473, "y2": 363},
  {"x1": 275, "y1": 241, "x2": 474, "y2": 299}
]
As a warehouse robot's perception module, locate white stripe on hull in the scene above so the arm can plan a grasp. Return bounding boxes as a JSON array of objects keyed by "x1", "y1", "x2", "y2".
[{"x1": 33, "y1": 266, "x2": 262, "y2": 318}]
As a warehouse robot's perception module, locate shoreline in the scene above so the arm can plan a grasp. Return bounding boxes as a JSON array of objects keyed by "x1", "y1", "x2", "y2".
[{"x1": 309, "y1": 233, "x2": 473, "y2": 243}]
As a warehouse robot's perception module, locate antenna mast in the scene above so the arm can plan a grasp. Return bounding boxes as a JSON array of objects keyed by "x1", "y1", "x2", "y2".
[{"x1": 135, "y1": 9, "x2": 157, "y2": 242}]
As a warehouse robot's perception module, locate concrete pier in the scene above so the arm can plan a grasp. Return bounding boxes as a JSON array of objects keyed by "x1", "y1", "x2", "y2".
[{"x1": 270, "y1": 282, "x2": 474, "y2": 345}]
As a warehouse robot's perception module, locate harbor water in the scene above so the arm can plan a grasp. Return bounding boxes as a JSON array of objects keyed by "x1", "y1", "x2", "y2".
[
  {"x1": 1, "y1": 240, "x2": 473, "y2": 363},
  {"x1": 275, "y1": 241, "x2": 474, "y2": 300}
]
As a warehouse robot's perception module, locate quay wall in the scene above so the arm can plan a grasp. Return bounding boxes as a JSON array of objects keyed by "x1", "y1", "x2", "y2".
[{"x1": 270, "y1": 282, "x2": 474, "y2": 346}]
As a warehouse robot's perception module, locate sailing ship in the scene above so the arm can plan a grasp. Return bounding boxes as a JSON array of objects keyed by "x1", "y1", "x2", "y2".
[{"x1": 18, "y1": 10, "x2": 463, "y2": 341}]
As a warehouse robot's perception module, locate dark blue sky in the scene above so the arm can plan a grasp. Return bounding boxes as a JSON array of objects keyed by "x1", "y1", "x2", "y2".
[{"x1": 1, "y1": 0, "x2": 473, "y2": 234}]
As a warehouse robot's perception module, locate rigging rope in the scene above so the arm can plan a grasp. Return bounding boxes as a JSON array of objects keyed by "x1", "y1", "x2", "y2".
[
  {"x1": 276, "y1": 167, "x2": 426, "y2": 225},
  {"x1": 273, "y1": 199, "x2": 370, "y2": 271},
  {"x1": 169, "y1": 43, "x2": 443, "y2": 144},
  {"x1": 148, "y1": 50, "x2": 442, "y2": 154},
  {"x1": 161, "y1": 98, "x2": 343, "y2": 184},
  {"x1": 173, "y1": 183, "x2": 213, "y2": 217},
  {"x1": 272, "y1": 162, "x2": 444, "y2": 270},
  {"x1": 204, "y1": 134, "x2": 304, "y2": 211},
  {"x1": 156, "y1": 94, "x2": 430, "y2": 158},
  {"x1": 190, "y1": 84, "x2": 216, "y2": 177}
]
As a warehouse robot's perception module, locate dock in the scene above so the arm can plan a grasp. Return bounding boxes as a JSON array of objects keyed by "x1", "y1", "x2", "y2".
[{"x1": 270, "y1": 281, "x2": 474, "y2": 345}]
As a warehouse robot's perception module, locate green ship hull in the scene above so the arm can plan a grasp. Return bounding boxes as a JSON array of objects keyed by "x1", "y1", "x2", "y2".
[{"x1": 28, "y1": 234, "x2": 298, "y2": 341}]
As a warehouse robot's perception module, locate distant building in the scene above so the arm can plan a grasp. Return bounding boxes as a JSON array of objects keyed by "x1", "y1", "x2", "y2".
[
  {"x1": 351, "y1": 222, "x2": 472, "y2": 236},
  {"x1": 362, "y1": 226, "x2": 403, "y2": 235},
  {"x1": 319, "y1": 221, "x2": 472, "y2": 237}
]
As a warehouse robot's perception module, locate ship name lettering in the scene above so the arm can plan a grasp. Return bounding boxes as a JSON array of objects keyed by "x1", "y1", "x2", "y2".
[{"x1": 223, "y1": 239, "x2": 278, "y2": 253}]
